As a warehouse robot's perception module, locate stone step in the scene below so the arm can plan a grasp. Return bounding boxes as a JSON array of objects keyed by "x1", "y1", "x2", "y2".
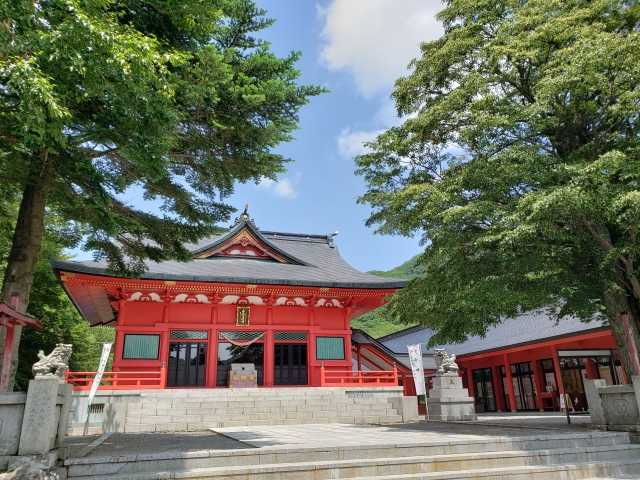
[
  {"x1": 127, "y1": 404, "x2": 396, "y2": 416},
  {"x1": 131, "y1": 396, "x2": 396, "y2": 408},
  {"x1": 361, "y1": 460, "x2": 640, "y2": 479},
  {"x1": 120, "y1": 388, "x2": 405, "y2": 432},
  {"x1": 127, "y1": 411, "x2": 400, "y2": 423},
  {"x1": 139, "y1": 388, "x2": 403, "y2": 400},
  {"x1": 126, "y1": 406, "x2": 396, "y2": 416},
  {"x1": 123, "y1": 415, "x2": 406, "y2": 432},
  {"x1": 65, "y1": 432, "x2": 632, "y2": 477},
  {"x1": 67, "y1": 445, "x2": 640, "y2": 479}
]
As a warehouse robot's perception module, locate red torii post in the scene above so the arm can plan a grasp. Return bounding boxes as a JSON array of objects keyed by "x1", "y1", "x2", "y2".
[{"x1": 0, "y1": 295, "x2": 43, "y2": 392}]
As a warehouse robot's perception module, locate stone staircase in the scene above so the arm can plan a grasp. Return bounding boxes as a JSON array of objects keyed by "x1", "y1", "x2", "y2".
[
  {"x1": 66, "y1": 431, "x2": 640, "y2": 479},
  {"x1": 108, "y1": 387, "x2": 406, "y2": 433}
]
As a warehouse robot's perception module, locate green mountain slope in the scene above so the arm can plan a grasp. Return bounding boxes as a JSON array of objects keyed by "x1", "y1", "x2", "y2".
[{"x1": 351, "y1": 255, "x2": 422, "y2": 338}]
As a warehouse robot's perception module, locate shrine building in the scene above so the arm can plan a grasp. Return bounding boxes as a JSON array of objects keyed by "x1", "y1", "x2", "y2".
[{"x1": 52, "y1": 212, "x2": 405, "y2": 389}]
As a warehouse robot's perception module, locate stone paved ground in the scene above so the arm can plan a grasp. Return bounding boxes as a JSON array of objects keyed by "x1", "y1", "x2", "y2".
[
  {"x1": 66, "y1": 431, "x2": 251, "y2": 458},
  {"x1": 66, "y1": 435, "x2": 102, "y2": 457},
  {"x1": 65, "y1": 412, "x2": 597, "y2": 457},
  {"x1": 209, "y1": 412, "x2": 593, "y2": 448},
  {"x1": 211, "y1": 421, "x2": 584, "y2": 448},
  {"x1": 469, "y1": 411, "x2": 592, "y2": 428}
]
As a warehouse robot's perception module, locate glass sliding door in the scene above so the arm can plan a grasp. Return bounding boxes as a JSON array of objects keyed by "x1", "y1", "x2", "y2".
[
  {"x1": 501, "y1": 362, "x2": 538, "y2": 411},
  {"x1": 274, "y1": 343, "x2": 308, "y2": 385},
  {"x1": 472, "y1": 368, "x2": 496, "y2": 413},
  {"x1": 167, "y1": 342, "x2": 207, "y2": 387}
]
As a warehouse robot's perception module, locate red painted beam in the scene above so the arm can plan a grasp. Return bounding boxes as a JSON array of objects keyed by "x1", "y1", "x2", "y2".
[{"x1": 457, "y1": 330, "x2": 614, "y2": 362}]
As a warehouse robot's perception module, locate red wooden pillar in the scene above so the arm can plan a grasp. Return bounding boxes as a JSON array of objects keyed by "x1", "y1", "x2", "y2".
[
  {"x1": 113, "y1": 298, "x2": 126, "y2": 370},
  {"x1": 264, "y1": 329, "x2": 274, "y2": 387},
  {"x1": 550, "y1": 345, "x2": 565, "y2": 409},
  {"x1": 159, "y1": 329, "x2": 170, "y2": 383},
  {"x1": 308, "y1": 333, "x2": 317, "y2": 386},
  {"x1": 158, "y1": 304, "x2": 170, "y2": 386},
  {"x1": 503, "y1": 353, "x2": 517, "y2": 412},
  {"x1": 584, "y1": 358, "x2": 599, "y2": 380},
  {"x1": 1, "y1": 323, "x2": 14, "y2": 392},
  {"x1": 114, "y1": 329, "x2": 125, "y2": 369},
  {"x1": 206, "y1": 326, "x2": 218, "y2": 387},
  {"x1": 356, "y1": 345, "x2": 362, "y2": 371},
  {"x1": 1, "y1": 296, "x2": 41, "y2": 392},
  {"x1": 531, "y1": 358, "x2": 544, "y2": 411},
  {"x1": 344, "y1": 333, "x2": 352, "y2": 374},
  {"x1": 465, "y1": 364, "x2": 476, "y2": 410},
  {"x1": 492, "y1": 363, "x2": 505, "y2": 412}
]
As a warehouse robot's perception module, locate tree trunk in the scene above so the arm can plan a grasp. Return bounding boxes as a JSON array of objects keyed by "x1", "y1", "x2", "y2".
[
  {"x1": 602, "y1": 278, "x2": 640, "y2": 382},
  {"x1": 0, "y1": 159, "x2": 52, "y2": 391}
]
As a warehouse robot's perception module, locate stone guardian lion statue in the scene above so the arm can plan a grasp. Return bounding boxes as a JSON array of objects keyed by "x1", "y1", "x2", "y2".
[
  {"x1": 434, "y1": 348, "x2": 459, "y2": 375},
  {"x1": 32, "y1": 343, "x2": 73, "y2": 379}
]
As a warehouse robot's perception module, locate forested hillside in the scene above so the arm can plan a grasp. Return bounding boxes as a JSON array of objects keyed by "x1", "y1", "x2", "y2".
[{"x1": 351, "y1": 255, "x2": 423, "y2": 337}]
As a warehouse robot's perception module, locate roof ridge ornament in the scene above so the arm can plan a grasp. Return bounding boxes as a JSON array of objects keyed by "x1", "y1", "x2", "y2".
[{"x1": 230, "y1": 204, "x2": 258, "y2": 229}]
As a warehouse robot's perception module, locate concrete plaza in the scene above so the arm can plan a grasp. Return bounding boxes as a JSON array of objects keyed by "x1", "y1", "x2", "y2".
[{"x1": 61, "y1": 413, "x2": 640, "y2": 479}]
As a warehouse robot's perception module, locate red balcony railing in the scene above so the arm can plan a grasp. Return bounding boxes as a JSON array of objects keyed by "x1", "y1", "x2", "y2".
[
  {"x1": 320, "y1": 364, "x2": 398, "y2": 386},
  {"x1": 65, "y1": 371, "x2": 165, "y2": 390}
]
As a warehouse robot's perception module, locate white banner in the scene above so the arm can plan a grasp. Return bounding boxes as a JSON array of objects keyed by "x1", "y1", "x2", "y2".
[
  {"x1": 88, "y1": 343, "x2": 112, "y2": 406},
  {"x1": 407, "y1": 344, "x2": 426, "y2": 396}
]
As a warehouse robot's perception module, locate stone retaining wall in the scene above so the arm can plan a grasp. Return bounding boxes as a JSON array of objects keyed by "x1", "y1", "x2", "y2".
[
  {"x1": 0, "y1": 379, "x2": 72, "y2": 471},
  {"x1": 585, "y1": 375, "x2": 640, "y2": 440}
]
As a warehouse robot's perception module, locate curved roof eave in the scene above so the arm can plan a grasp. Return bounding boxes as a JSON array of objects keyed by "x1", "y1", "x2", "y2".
[{"x1": 50, "y1": 259, "x2": 408, "y2": 290}]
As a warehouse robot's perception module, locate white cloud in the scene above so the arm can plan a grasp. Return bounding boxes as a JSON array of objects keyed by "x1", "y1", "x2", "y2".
[
  {"x1": 273, "y1": 178, "x2": 298, "y2": 198},
  {"x1": 337, "y1": 127, "x2": 384, "y2": 159},
  {"x1": 256, "y1": 173, "x2": 301, "y2": 198},
  {"x1": 318, "y1": 0, "x2": 444, "y2": 97}
]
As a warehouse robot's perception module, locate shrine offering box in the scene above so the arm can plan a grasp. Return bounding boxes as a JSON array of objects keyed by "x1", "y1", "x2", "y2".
[{"x1": 228, "y1": 363, "x2": 258, "y2": 388}]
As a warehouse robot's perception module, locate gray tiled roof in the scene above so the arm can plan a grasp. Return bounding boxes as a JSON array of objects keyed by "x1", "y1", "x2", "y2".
[
  {"x1": 50, "y1": 219, "x2": 406, "y2": 289},
  {"x1": 378, "y1": 311, "x2": 609, "y2": 357},
  {"x1": 351, "y1": 329, "x2": 437, "y2": 370}
]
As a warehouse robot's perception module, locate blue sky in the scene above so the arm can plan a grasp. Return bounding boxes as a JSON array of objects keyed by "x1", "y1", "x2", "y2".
[
  {"x1": 222, "y1": 0, "x2": 445, "y2": 272},
  {"x1": 74, "y1": 1, "x2": 445, "y2": 273}
]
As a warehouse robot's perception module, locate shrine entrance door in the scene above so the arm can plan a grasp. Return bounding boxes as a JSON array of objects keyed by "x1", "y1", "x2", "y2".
[
  {"x1": 167, "y1": 342, "x2": 207, "y2": 387},
  {"x1": 274, "y1": 343, "x2": 308, "y2": 385}
]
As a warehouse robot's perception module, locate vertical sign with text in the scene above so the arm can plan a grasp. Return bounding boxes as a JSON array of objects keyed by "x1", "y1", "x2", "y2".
[
  {"x1": 84, "y1": 343, "x2": 112, "y2": 435},
  {"x1": 407, "y1": 344, "x2": 426, "y2": 396}
]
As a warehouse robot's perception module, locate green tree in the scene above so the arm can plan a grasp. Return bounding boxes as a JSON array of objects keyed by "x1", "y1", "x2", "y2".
[
  {"x1": 356, "y1": 0, "x2": 640, "y2": 377},
  {"x1": 352, "y1": 255, "x2": 424, "y2": 337},
  {"x1": 0, "y1": 196, "x2": 114, "y2": 390},
  {"x1": 0, "y1": 0, "x2": 324, "y2": 389}
]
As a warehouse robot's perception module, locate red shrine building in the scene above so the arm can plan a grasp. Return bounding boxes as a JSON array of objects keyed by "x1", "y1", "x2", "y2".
[{"x1": 52, "y1": 213, "x2": 405, "y2": 389}]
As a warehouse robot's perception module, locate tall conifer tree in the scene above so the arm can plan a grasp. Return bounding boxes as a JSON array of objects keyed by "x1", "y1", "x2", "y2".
[{"x1": 0, "y1": 0, "x2": 324, "y2": 389}]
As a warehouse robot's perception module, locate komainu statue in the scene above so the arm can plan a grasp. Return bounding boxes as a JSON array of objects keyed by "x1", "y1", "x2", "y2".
[
  {"x1": 434, "y1": 348, "x2": 459, "y2": 375},
  {"x1": 32, "y1": 343, "x2": 73, "y2": 379}
]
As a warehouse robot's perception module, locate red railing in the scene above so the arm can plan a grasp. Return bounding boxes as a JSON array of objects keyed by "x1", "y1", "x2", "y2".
[
  {"x1": 65, "y1": 371, "x2": 165, "y2": 390},
  {"x1": 320, "y1": 364, "x2": 398, "y2": 386}
]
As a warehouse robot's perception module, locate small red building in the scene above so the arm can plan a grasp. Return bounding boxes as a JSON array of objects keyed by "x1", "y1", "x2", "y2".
[
  {"x1": 52, "y1": 213, "x2": 405, "y2": 389},
  {"x1": 375, "y1": 313, "x2": 624, "y2": 414}
]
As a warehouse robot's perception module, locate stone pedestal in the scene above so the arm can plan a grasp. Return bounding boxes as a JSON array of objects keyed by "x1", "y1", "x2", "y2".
[
  {"x1": 426, "y1": 374, "x2": 477, "y2": 421},
  {"x1": 585, "y1": 376, "x2": 640, "y2": 444},
  {"x1": 390, "y1": 395, "x2": 419, "y2": 422},
  {"x1": 584, "y1": 379, "x2": 607, "y2": 425},
  {"x1": 18, "y1": 378, "x2": 60, "y2": 456}
]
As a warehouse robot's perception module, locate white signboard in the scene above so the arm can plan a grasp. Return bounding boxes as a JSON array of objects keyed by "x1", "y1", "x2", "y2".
[
  {"x1": 88, "y1": 343, "x2": 112, "y2": 406},
  {"x1": 407, "y1": 344, "x2": 426, "y2": 396}
]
